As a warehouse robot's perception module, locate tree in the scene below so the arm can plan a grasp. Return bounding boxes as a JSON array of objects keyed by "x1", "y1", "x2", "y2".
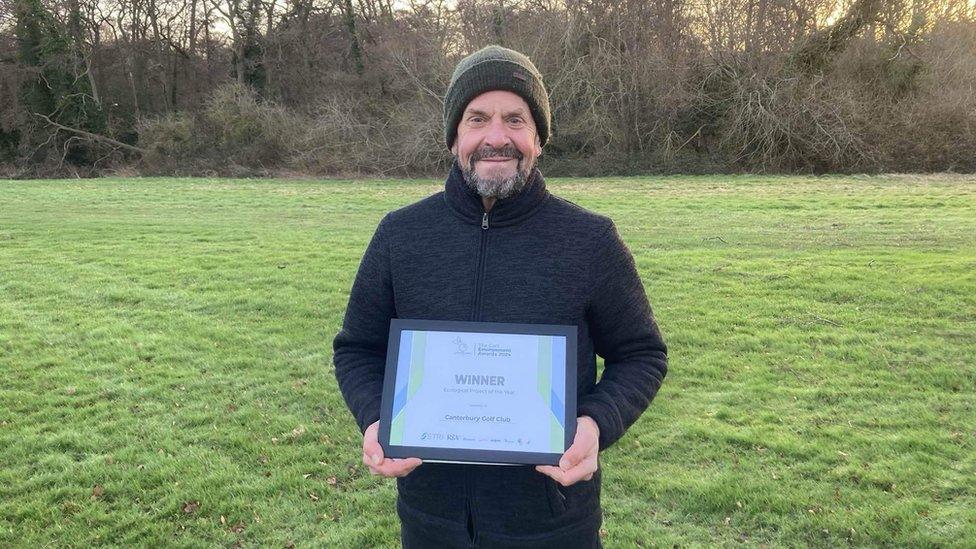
[
  {"x1": 213, "y1": 0, "x2": 267, "y2": 92},
  {"x1": 14, "y1": 0, "x2": 107, "y2": 165}
]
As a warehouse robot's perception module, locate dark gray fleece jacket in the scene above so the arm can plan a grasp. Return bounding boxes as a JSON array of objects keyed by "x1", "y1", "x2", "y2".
[{"x1": 332, "y1": 159, "x2": 667, "y2": 541}]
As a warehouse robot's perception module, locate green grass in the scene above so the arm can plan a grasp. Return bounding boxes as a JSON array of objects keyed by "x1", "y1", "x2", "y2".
[{"x1": 1, "y1": 174, "x2": 974, "y2": 547}]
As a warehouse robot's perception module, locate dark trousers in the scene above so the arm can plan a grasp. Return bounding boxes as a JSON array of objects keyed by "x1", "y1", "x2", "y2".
[{"x1": 400, "y1": 515, "x2": 603, "y2": 549}]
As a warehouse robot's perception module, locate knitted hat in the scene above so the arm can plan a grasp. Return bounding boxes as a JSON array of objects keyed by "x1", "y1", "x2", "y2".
[{"x1": 443, "y1": 45, "x2": 551, "y2": 150}]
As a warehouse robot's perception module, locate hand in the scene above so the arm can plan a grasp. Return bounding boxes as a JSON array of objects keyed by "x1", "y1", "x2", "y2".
[
  {"x1": 362, "y1": 421, "x2": 423, "y2": 478},
  {"x1": 535, "y1": 416, "x2": 600, "y2": 486}
]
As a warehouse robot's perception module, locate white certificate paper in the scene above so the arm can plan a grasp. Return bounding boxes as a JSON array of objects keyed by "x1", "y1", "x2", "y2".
[{"x1": 388, "y1": 329, "x2": 568, "y2": 455}]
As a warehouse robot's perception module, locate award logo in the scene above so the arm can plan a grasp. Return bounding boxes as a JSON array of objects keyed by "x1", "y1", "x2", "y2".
[
  {"x1": 451, "y1": 336, "x2": 513, "y2": 358},
  {"x1": 452, "y1": 336, "x2": 471, "y2": 355}
]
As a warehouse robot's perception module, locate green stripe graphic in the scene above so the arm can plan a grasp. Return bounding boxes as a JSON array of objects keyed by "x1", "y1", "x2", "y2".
[
  {"x1": 407, "y1": 331, "x2": 427, "y2": 399},
  {"x1": 390, "y1": 411, "x2": 405, "y2": 444},
  {"x1": 550, "y1": 415, "x2": 563, "y2": 452},
  {"x1": 537, "y1": 335, "x2": 551, "y2": 405},
  {"x1": 537, "y1": 335, "x2": 562, "y2": 450}
]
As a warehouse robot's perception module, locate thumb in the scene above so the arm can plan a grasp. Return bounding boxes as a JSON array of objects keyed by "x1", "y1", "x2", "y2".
[
  {"x1": 560, "y1": 441, "x2": 585, "y2": 470},
  {"x1": 366, "y1": 443, "x2": 384, "y2": 465},
  {"x1": 363, "y1": 429, "x2": 384, "y2": 465}
]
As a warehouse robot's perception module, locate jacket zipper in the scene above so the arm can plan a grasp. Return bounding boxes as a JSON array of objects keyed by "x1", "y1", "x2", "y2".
[
  {"x1": 467, "y1": 212, "x2": 490, "y2": 541},
  {"x1": 471, "y1": 211, "x2": 490, "y2": 321},
  {"x1": 465, "y1": 467, "x2": 476, "y2": 545}
]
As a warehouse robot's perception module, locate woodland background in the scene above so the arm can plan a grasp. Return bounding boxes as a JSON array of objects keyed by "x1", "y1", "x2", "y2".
[{"x1": 1, "y1": 0, "x2": 975, "y2": 178}]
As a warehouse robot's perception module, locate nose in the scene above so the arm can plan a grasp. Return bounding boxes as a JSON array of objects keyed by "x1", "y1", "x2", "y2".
[{"x1": 483, "y1": 117, "x2": 510, "y2": 150}]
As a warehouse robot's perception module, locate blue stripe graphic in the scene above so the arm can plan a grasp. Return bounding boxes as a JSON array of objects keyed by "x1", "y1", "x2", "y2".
[
  {"x1": 550, "y1": 389, "x2": 565, "y2": 429},
  {"x1": 551, "y1": 336, "x2": 566, "y2": 425}
]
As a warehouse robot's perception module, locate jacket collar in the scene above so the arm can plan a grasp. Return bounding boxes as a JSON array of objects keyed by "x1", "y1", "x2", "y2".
[{"x1": 443, "y1": 157, "x2": 550, "y2": 228}]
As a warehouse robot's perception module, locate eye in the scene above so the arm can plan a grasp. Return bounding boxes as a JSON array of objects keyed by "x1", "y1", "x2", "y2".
[{"x1": 508, "y1": 117, "x2": 525, "y2": 125}]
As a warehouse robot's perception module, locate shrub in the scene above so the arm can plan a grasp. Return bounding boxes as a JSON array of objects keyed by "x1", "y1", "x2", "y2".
[{"x1": 136, "y1": 112, "x2": 198, "y2": 174}]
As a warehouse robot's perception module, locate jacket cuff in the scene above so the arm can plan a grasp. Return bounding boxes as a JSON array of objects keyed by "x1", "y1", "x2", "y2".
[
  {"x1": 357, "y1": 405, "x2": 381, "y2": 435},
  {"x1": 577, "y1": 397, "x2": 623, "y2": 451}
]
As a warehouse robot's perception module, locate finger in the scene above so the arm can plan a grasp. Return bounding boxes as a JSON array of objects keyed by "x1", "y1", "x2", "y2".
[
  {"x1": 366, "y1": 459, "x2": 391, "y2": 477},
  {"x1": 376, "y1": 459, "x2": 420, "y2": 478},
  {"x1": 374, "y1": 457, "x2": 422, "y2": 477},
  {"x1": 362, "y1": 453, "x2": 378, "y2": 471},
  {"x1": 553, "y1": 461, "x2": 598, "y2": 486},
  {"x1": 363, "y1": 438, "x2": 384, "y2": 466},
  {"x1": 364, "y1": 452, "x2": 384, "y2": 476},
  {"x1": 536, "y1": 465, "x2": 557, "y2": 476},
  {"x1": 536, "y1": 465, "x2": 565, "y2": 484},
  {"x1": 391, "y1": 458, "x2": 423, "y2": 477},
  {"x1": 559, "y1": 442, "x2": 587, "y2": 470}
]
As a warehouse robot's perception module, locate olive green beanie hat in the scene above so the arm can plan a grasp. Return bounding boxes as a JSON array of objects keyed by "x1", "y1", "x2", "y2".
[{"x1": 443, "y1": 45, "x2": 551, "y2": 150}]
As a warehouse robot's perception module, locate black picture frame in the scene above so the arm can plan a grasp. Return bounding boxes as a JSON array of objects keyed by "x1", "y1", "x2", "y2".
[{"x1": 378, "y1": 318, "x2": 578, "y2": 466}]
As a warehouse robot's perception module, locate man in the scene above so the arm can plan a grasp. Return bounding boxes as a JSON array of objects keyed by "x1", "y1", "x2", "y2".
[{"x1": 333, "y1": 45, "x2": 668, "y2": 548}]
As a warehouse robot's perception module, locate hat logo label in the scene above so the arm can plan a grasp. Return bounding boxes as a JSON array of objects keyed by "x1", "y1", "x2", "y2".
[{"x1": 512, "y1": 70, "x2": 527, "y2": 82}]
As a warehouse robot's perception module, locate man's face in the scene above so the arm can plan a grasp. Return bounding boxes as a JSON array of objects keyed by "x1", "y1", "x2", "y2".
[{"x1": 451, "y1": 90, "x2": 543, "y2": 200}]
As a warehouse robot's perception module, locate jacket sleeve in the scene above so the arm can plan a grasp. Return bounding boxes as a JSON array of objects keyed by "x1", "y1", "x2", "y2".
[
  {"x1": 332, "y1": 213, "x2": 396, "y2": 434},
  {"x1": 577, "y1": 221, "x2": 668, "y2": 451}
]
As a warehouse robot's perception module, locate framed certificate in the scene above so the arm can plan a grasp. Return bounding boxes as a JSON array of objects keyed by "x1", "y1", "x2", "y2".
[{"x1": 378, "y1": 318, "x2": 577, "y2": 466}]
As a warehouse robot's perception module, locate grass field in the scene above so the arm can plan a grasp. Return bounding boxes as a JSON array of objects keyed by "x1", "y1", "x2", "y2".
[{"x1": 1, "y1": 174, "x2": 974, "y2": 547}]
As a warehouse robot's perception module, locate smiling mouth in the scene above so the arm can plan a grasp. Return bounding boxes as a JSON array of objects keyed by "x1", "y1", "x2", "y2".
[{"x1": 478, "y1": 158, "x2": 514, "y2": 162}]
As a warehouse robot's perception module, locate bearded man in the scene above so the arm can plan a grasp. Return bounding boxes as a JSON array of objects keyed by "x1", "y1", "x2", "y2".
[{"x1": 334, "y1": 45, "x2": 668, "y2": 548}]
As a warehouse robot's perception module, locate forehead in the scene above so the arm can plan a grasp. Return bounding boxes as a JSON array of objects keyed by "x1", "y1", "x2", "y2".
[{"x1": 464, "y1": 90, "x2": 530, "y2": 114}]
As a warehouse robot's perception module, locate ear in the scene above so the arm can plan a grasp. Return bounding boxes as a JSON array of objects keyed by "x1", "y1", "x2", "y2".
[
  {"x1": 450, "y1": 140, "x2": 458, "y2": 156},
  {"x1": 534, "y1": 134, "x2": 542, "y2": 157}
]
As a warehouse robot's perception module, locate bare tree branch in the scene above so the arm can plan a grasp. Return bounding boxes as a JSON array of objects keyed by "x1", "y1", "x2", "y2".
[{"x1": 32, "y1": 112, "x2": 147, "y2": 154}]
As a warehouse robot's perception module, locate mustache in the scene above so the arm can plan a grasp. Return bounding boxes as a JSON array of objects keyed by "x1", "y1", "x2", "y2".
[{"x1": 470, "y1": 145, "x2": 524, "y2": 162}]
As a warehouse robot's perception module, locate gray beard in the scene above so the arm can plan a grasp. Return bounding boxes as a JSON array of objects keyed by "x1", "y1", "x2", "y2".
[{"x1": 458, "y1": 155, "x2": 532, "y2": 200}]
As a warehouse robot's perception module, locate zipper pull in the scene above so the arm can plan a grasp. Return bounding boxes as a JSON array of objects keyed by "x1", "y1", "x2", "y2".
[{"x1": 481, "y1": 212, "x2": 489, "y2": 230}]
